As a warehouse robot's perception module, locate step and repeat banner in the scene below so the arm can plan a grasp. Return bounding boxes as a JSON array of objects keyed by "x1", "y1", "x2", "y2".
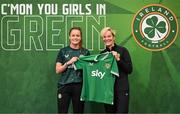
[{"x1": 0, "y1": 0, "x2": 179, "y2": 113}]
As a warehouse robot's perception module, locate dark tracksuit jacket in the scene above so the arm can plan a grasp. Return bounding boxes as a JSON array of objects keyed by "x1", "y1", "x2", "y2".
[{"x1": 101, "y1": 43, "x2": 133, "y2": 113}]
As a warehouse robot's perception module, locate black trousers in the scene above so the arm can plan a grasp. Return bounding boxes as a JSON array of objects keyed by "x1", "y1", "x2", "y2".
[
  {"x1": 57, "y1": 83, "x2": 84, "y2": 113},
  {"x1": 104, "y1": 90, "x2": 129, "y2": 113}
]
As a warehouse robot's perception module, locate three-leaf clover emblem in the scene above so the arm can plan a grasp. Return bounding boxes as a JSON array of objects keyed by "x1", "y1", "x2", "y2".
[{"x1": 144, "y1": 16, "x2": 166, "y2": 38}]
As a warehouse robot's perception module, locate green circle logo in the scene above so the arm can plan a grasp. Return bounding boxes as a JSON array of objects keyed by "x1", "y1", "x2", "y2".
[{"x1": 132, "y1": 4, "x2": 178, "y2": 51}]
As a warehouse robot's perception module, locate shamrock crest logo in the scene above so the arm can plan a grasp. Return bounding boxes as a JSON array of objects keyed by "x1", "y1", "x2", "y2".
[
  {"x1": 132, "y1": 4, "x2": 178, "y2": 51},
  {"x1": 144, "y1": 16, "x2": 166, "y2": 39}
]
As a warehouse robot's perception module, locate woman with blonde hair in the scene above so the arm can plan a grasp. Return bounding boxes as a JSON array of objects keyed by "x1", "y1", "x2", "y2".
[{"x1": 100, "y1": 27, "x2": 133, "y2": 113}]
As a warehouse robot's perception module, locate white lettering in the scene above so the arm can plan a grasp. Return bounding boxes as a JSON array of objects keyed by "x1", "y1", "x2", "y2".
[
  {"x1": 37, "y1": 4, "x2": 44, "y2": 15},
  {"x1": 91, "y1": 70, "x2": 105, "y2": 79},
  {"x1": 62, "y1": 4, "x2": 92, "y2": 15},
  {"x1": 169, "y1": 16, "x2": 174, "y2": 21},
  {"x1": 1, "y1": 4, "x2": 7, "y2": 15},
  {"x1": 157, "y1": 8, "x2": 162, "y2": 12},
  {"x1": 38, "y1": 4, "x2": 58, "y2": 15},
  {"x1": 1, "y1": 4, "x2": 32, "y2": 15}
]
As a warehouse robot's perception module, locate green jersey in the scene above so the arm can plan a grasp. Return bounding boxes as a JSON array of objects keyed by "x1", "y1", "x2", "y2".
[{"x1": 74, "y1": 52, "x2": 119, "y2": 105}]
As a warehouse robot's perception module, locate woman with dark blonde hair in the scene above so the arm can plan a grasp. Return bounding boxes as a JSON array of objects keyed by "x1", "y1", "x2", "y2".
[{"x1": 55, "y1": 27, "x2": 90, "y2": 113}]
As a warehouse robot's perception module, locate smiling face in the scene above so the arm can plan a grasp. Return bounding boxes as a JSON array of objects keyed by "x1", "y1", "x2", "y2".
[
  {"x1": 69, "y1": 29, "x2": 82, "y2": 46},
  {"x1": 102, "y1": 30, "x2": 115, "y2": 48}
]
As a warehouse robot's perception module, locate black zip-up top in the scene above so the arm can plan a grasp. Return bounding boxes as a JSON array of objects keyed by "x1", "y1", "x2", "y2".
[{"x1": 101, "y1": 43, "x2": 133, "y2": 91}]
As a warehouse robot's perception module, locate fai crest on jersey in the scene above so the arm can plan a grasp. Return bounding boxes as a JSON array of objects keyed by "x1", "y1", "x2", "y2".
[
  {"x1": 132, "y1": 4, "x2": 178, "y2": 51},
  {"x1": 105, "y1": 63, "x2": 111, "y2": 69}
]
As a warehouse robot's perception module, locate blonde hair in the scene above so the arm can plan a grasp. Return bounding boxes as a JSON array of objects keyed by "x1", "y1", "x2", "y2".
[{"x1": 100, "y1": 27, "x2": 116, "y2": 37}]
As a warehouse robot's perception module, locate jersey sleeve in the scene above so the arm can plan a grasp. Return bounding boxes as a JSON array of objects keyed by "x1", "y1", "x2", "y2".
[
  {"x1": 111, "y1": 58, "x2": 119, "y2": 77},
  {"x1": 56, "y1": 49, "x2": 63, "y2": 63}
]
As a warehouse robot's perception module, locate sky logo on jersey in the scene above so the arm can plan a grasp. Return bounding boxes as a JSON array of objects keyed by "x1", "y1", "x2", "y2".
[
  {"x1": 91, "y1": 70, "x2": 105, "y2": 79},
  {"x1": 132, "y1": 4, "x2": 178, "y2": 51}
]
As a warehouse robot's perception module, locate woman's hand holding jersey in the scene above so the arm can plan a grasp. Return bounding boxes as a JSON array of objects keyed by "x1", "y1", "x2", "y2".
[
  {"x1": 111, "y1": 51, "x2": 120, "y2": 61},
  {"x1": 66, "y1": 57, "x2": 79, "y2": 66}
]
